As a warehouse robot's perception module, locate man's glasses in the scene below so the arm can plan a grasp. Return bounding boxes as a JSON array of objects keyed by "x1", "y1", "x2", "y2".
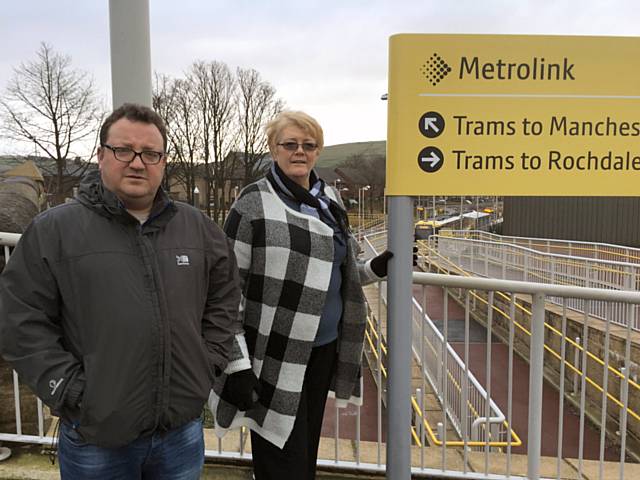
[
  {"x1": 277, "y1": 141, "x2": 318, "y2": 152},
  {"x1": 102, "y1": 144, "x2": 165, "y2": 165}
]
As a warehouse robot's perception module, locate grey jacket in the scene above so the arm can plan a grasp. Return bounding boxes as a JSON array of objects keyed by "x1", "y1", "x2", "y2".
[{"x1": 0, "y1": 171, "x2": 241, "y2": 447}]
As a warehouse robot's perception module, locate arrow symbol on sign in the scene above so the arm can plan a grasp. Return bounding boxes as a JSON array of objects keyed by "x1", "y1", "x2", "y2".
[
  {"x1": 423, "y1": 117, "x2": 440, "y2": 133},
  {"x1": 420, "y1": 152, "x2": 441, "y2": 168}
]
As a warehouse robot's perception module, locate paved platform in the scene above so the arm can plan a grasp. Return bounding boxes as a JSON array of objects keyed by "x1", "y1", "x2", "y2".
[
  {"x1": 0, "y1": 444, "x2": 387, "y2": 480},
  {"x1": 2, "y1": 442, "x2": 639, "y2": 479}
]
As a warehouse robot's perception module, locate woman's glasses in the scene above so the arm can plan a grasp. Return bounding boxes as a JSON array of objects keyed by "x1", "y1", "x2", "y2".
[{"x1": 277, "y1": 142, "x2": 318, "y2": 152}]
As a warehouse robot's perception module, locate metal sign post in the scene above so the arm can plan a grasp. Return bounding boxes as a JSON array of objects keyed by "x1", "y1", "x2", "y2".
[
  {"x1": 386, "y1": 196, "x2": 413, "y2": 480},
  {"x1": 386, "y1": 34, "x2": 640, "y2": 478}
]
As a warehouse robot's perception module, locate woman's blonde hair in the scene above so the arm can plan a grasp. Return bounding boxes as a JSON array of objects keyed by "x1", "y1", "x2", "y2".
[{"x1": 265, "y1": 111, "x2": 324, "y2": 154}]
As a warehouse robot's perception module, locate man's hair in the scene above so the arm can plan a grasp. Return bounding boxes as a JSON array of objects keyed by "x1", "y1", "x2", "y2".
[
  {"x1": 100, "y1": 103, "x2": 168, "y2": 151},
  {"x1": 265, "y1": 110, "x2": 324, "y2": 154}
]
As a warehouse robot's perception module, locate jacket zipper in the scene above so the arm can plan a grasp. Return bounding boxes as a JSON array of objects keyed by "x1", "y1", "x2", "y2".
[{"x1": 136, "y1": 224, "x2": 167, "y2": 431}]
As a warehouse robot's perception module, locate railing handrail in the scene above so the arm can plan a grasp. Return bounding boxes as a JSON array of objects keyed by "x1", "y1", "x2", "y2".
[
  {"x1": 1, "y1": 228, "x2": 637, "y2": 477},
  {"x1": 425, "y1": 240, "x2": 640, "y2": 417},
  {"x1": 411, "y1": 298, "x2": 505, "y2": 419},
  {"x1": 363, "y1": 232, "x2": 514, "y2": 449},
  {"x1": 413, "y1": 271, "x2": 640, "y2": 303},
  {"x1": 0, "y1": 232, "x2": 21, "y2": 247},
  {"x1": 442, "y1": 229, "x2": 640, "y2": 263},
  {"x1": 433, "y1": 234, "x2": 640, "y2": 270},
  {"x1": 411, "y1": 298, "x2": 515, "y2": 447}
]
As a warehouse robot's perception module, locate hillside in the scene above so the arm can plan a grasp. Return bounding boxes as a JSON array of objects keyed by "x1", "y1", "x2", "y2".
[{"x1": 316, "y1": 140, "x2": 386, "y2": 167}]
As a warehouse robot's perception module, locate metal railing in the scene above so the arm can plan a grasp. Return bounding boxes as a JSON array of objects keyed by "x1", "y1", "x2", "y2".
[
  {"x1": 441, "y1": 229, "x2": 640, "y2": 265},
  {"x1": 351, "y1": 214, "x2": 386, "y2": 242},
  {"x1": 2, "y1": 230, "x2": 640, "y2": 480},
  {"x1": 408, "y1": 272, "x2": 640, "y2": 480},
  {"x1": 374, "y1": 229, "x2": 640, "y2": 478},
  {"x1": 431, "y1": 234, "x2": 640, "y2": 331},
  {"x1": 363, "y1": 231, "x2": 518, "y2": 451},
  {"x1": 425, "y1": 238, "x2": 640, "y2": 440},
  {"x1": 411, "y1": 294, "x2": 520, "y2": 450},
  {"x1": 0, "y1": 232, "x2": 49, "y2": 453}
]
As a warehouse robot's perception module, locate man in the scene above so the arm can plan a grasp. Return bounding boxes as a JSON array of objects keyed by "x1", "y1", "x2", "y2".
[{"x1": 0, "y1": 103, "x2": 245, "y2": 479}]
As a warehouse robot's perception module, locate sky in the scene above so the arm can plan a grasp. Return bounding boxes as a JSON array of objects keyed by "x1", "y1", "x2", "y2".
[{"x1": 1, "y1": 0, "x2": 639, "y2": 155}]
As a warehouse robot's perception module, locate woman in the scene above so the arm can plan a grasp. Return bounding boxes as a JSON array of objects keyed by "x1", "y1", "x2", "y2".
[{"x1": 210, "y1": 111, "x2": 392, "y2": 480}]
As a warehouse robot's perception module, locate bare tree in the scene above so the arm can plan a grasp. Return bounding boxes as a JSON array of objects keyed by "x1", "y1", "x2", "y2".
[
  {"x1": 190, "y1": 61, "x2": 237, "y2": 222},
  {"x1": 153, "y1": 74, "x2": 202, "y2": 205},
  {"x1": 152, "y1": 73, "x2": 179, "y2": 192},
  {"x1": 153, "y1": 62, "x2": 283, "y2": 222},
  {"x1": 0, "y1": 43, "x2": 103, "y2": 204},
  {"x1": 236, "y1": 67, "x2": 283, "y2": 186}
]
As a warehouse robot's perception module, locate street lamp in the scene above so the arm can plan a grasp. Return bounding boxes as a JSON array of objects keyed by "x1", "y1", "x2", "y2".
[
  {"x1": 338, "y1": 187, "x2": 349, "y2": 214},
  {"x1": 193, "y1": 185, "x2": 200, "y2": 209},
  {"x1": 432, "y1": 195, "x2": 436, "y2": 221}
]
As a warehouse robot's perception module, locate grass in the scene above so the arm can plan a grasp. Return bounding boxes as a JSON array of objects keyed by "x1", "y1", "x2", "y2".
[{"x1": 317, "y1": 141, "x2": 386, "y2": 167}]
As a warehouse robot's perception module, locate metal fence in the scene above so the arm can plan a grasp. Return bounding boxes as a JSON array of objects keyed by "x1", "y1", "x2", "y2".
[
  {"x1": 408, "y1": 272, "x2": 640, "y2": 480},
  {"x1": 0, "y1": 232, "x2": 50, "y2": 450},
  {"x1": 410, "y1": 291, "x2": 516, "y2": 451},
  {"x1": 2, "y1": 230, "x2": 640, "y2": 479},
  {"x1": 362, "y1": 234, "x2": 516, "y2": 453},
  {"x1": 431, "y1": 234, "x2": 640, "y2": 331},
  {"x1": 441, "y1": 230, "x2": 640, "y2": 265}
]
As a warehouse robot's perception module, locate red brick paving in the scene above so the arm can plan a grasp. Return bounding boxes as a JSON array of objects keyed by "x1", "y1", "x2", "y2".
[
  {"x1": 451, "y1": 342, "x2": 619, "y2": 461},
  {"x1": 321, "y1": 364, "x2": 386, "y2": 442},
  {"x1": 318, "y1": 281, "x2": 618, "y2": 461}
]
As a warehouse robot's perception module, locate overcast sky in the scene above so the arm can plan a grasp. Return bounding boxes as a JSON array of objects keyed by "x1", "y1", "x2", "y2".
[{"x1": 0, "y1": 0, "x2": 638, "y2": 155}]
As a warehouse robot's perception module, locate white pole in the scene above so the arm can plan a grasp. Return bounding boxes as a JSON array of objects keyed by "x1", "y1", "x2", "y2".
[{"x1": 109, "y1": 0, "x2": 152, "y2": 108}]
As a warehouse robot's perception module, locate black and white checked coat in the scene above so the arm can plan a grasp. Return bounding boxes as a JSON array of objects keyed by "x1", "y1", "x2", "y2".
[{"x1": 210, "y1": 177, "x2": 379, "y2": 448}]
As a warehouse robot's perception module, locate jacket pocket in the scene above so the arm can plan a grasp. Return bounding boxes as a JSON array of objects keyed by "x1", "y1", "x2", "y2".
[
  {"x1": 60, "y1": 422, "x2": 88, "y2": 447},
  {"x1": 78, "y1": 355, "x2": 94, "y2": 427}
]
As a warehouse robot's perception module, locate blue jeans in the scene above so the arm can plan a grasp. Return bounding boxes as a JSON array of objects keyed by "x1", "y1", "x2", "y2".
[{"x1": 58, "y1": 418, "x2": 204, "y2": 480}]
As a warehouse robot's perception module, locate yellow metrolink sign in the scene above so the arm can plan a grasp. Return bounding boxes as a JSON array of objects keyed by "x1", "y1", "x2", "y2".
[{"x1": 386, "y1": 34, "x2": 640, "y2": 196}]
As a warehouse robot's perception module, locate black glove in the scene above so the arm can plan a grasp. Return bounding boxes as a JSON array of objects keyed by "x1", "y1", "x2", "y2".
[
  {"x1": 370, "y1": 247, "x2": 419, "y2": 278},
  {"x1": 370, "y1": 250, "x2": 393, "y2": 277},
  {"x1": 221, "y1": 369, "x2": 261, "y2": 411}
]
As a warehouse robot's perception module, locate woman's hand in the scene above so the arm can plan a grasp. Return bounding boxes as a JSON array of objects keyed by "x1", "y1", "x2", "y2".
[
  {"x1": 370, "y1": 247, "x2": 418, "y2": 278},
  {"x1": 370, "y1": 250, "x2": 393, "y2": 277},
  {"x1": 221, "y1": 369, "x2": 261, "y2": 411}
]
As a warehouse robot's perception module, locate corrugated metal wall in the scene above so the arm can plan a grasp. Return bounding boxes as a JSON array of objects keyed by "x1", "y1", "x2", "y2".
[{"x1": 503, "y1": 197, "x2": 640, "y2": 248}]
